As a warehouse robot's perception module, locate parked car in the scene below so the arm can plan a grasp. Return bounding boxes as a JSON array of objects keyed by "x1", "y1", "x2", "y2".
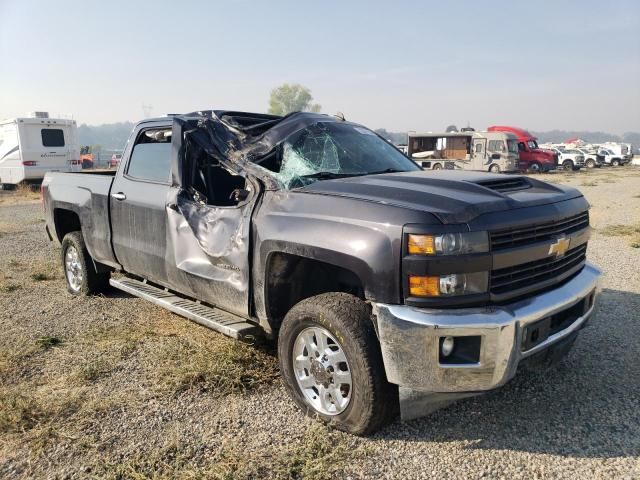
[
  {"x1": 547, "y1": 148, "x2": 585, "y2": 171},
  {"x1": 600, "y1": 142, "x2": 633, "y2": 164},
  {"x1": 487, "y1": 126, "x2": 557, "y2": 172},
  {"x1": 574, "y1": 148, "x2": 601, "y2": 168},
  {"x1": 598, "y1": 148, "x2": 626, "y2": 167},
  {"x1": 42, "y1": 110, "x2": 601, "y2": 435}
]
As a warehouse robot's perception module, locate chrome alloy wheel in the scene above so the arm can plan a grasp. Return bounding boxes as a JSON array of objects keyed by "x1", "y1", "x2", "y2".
[
  {"x1": 293, "y1": 326, "x2": 353, "y2": 415},
  {"x1": 64, "y1": 245, "x2": 83, "y2": 292}
]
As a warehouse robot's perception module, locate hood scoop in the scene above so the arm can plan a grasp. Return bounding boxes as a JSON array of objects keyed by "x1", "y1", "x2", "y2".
[{"x1": 473, "y1": 177, "x2": 532, "y2": 193}]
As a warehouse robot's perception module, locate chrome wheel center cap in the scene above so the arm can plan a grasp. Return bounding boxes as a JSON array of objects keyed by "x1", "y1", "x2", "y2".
[{"x1": 310, "y1": 359, "x2": 331, "y2": 386}]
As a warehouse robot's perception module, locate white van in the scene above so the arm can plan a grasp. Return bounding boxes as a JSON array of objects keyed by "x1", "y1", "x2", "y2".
[{"x1": 0, "y1": 115, "x2": 81, "y2": 188}]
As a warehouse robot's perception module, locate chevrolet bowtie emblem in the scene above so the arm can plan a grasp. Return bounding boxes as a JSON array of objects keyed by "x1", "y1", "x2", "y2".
[{"x1": 548, "y1": 235, "x2": 571, "y2": 257}]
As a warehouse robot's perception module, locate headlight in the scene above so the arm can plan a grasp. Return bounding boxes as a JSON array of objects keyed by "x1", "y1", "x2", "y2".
[
  {"x1": 408, "y1": 272, "x2": 488, "y2": 297},
  {"x1": 407, "y1": 232, "x2": 489, "y2": 255}
]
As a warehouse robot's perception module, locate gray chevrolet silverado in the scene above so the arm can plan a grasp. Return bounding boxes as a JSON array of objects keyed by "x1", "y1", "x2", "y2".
[{"x1": 42, "y1": 111, "x2": 601, "y2": 434}]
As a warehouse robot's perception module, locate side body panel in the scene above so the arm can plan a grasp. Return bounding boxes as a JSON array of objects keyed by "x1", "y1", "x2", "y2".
[
  {"x1": 43, "y1": 171, "x2": 119, "y2": 268},
  {"x1": 251, "y1": 190, "x2": 441, "y2": 330}
]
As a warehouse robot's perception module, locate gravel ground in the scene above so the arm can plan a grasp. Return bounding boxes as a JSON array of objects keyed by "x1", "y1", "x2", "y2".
[{"x1": 1, "y1": 167, "x2": 639, "y2": 479}]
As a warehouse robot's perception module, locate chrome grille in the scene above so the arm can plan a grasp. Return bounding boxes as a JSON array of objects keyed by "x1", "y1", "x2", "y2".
[
  {"x1": 490, "y1": 211, "x2": 589, "y2": 251},
  {"x1": 491, "y1": 244, "x2": 587, "y2": 295}
]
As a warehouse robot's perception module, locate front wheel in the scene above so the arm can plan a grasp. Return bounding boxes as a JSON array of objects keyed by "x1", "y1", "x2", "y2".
[
  {"x1": 278, "y1": 293, "x2": 397, "y2": 435},
  {"x1": 612, "y1": 159, "x2": 620, "y2": 167},
  {"x1": 586, "y1": 159, "x2": 596, "y2": 169},
  {"x1": 562, "y1": 160, "x2": 574, "y2": 171},
  {"x1": 432, "y1": 163, "x2": 442, "y2": 170},
  {"x1": 489, "y1": 164, "x2": 500, "y2": 173},
  {"x1": 61, "y1": 231, "x2": 110, "y2": 295},
  {"x1": 528, "y1": 162, "x2": 541, "y2": 173}
]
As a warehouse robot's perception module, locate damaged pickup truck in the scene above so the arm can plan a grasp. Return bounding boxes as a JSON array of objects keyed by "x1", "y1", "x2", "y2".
[{"x1": 42, "y1": 110, "x2": 601, "y2": 434}]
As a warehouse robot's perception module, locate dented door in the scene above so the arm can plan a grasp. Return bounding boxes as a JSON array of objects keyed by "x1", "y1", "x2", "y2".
[{"x1": 164, "y1": 179, "x2": 257, "y2": 318}]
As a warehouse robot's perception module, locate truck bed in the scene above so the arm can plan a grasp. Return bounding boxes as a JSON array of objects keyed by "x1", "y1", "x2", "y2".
[{"x1": 42, "y1": 171, "x2": 117, "y2": 268}]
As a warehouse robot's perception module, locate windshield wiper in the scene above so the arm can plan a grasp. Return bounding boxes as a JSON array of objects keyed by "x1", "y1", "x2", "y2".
[
  {"x1": 366, "y1": 168, "x2": 405, "y2": 175},
  {"x1": 300, "y1": 171, "x2": 366, "y2": 180}
]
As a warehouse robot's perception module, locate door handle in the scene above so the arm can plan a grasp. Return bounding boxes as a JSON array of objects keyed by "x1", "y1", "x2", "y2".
[{"x1": 111, "y1": 192, "x2": 126, "y2": 201}]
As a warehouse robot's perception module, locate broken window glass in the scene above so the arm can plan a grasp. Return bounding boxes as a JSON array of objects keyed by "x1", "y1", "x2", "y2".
[{"x1": 262, "y1": 122, "x2": 420, "y2": 189}]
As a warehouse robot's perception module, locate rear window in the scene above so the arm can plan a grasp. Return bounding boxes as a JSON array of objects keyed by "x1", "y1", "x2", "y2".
[
  {"x1": 41, "y1": 128, "x2": 65, "y2": 147},
  {"x1": 126, "y1": 128, "x2": 172, "y2": 183}
]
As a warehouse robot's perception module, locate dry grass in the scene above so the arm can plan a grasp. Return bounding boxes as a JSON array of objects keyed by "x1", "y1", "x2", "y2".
[
  {"x1": 0, "y1": 319, "x2": 278, "y2": 440},
  {"x1": 29, "y1": 261, "x2": 59, "y2": 281},
  {"x1": 0, "y1": 184, "x2": 40, "y2": 206},
  {"x1": 150, "y1": 333, "x2": 278, "y2": 396},
  {"x1": 598, "y1": 223, "x2": 640, "y2": 237},
  {"x1": 0, "y1": 281, "x2": 22, "y2": 293},
  {"x1": 580, "y1": 181, "x2": 598, "y2": 187},
  {"x1": 97, "y1": 419, "x2": 359, "y2": 480}
]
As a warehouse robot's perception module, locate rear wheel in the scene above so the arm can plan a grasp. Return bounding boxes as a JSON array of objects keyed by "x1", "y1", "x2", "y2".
[
  {"x1": 586, "y1": 159, "x2": 596, "y2": 169},
  {"x1": 278, "y1": 293, "x2": 397, "y2": 435},
  {"x1": 562, "y1": 160, "x2": 574, "y2": 171},
  {"x1": 489, "y1": 164, "x2": 500, "y2": 173},
  {"x1": 432, "y1": 163, "x2": 443, "y2": 170},
  {"x1": 61, "y1": 231, "x2": 110, "y2": 295},
  {"x1": 0, "y1": 183, "x2": 16, "y2": 191},
  {"x1": 612, "y1": 159, "x2": 620, "y2": 167}
]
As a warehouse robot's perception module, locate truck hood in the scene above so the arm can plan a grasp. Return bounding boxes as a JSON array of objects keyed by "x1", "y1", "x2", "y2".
[
  {"x1": 537, "y1": 148, "x2": 557, "y2": 158},
  {"x1": 296, "y1": 170, "x2": 583, "y2": 224}
]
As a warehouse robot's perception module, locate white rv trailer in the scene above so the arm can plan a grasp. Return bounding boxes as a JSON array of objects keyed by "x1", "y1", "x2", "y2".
[{"x1": 0, "y1": 113, "x2": 81, "y2": 188}]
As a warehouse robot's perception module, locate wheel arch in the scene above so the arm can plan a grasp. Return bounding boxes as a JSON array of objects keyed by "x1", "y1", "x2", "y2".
[{"x1": 263, "y1": 250, "x2": 368, "y2": 332}]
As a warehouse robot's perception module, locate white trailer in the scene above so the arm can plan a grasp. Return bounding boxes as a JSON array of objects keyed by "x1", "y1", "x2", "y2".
[{"x1": 0, "y1": 114, "x2": 81, "y2": 187}]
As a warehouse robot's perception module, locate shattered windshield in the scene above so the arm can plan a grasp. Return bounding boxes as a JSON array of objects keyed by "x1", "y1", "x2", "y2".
[{"x1": 260, "y1": 122, "x2": 420, "y2": 189}]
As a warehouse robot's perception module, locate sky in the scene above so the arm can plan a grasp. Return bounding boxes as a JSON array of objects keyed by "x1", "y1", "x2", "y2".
[{"x1": 1, "y1": 0, "x2": 639, "y2": 134}]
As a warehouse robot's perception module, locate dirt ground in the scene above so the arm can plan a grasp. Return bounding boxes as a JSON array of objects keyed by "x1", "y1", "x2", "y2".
[{"x1": 1, "y1": 167, "x2": 639, "y2": 479}]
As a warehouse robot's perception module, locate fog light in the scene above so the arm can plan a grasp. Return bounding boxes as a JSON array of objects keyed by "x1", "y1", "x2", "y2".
[{"x1": 441, "y1": 336, "x2": 455, "y2": 357}]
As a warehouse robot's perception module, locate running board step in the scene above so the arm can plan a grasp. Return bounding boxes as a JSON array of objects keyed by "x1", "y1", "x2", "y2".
[{"x1": 109, "y1": 277, "x2": 261, "y2": 340}]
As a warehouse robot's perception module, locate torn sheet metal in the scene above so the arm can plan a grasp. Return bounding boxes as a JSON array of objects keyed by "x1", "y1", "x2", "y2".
[
  {"x1": 172, "y1": 111, "x2": 343, "y2": 187},
  {"x1": 162, "y1": 111, "x2": 343, "y2": 315}
]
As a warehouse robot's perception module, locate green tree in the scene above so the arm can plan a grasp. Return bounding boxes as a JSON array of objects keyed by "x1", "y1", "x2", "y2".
[{"x1": 268, "y1": 83, "x2": 321, "y2": 115}]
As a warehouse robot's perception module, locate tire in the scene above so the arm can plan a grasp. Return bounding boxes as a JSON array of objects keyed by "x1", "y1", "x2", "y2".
[
  {"x1": 278, "y1": 293, "x2": 397, "y2": 435},
  {"x1": 586, "y1": 159, "x2": 596, "y2": 169},
  {"x1": 612, "y1": 159, "x2": 620, "y2": 167},
  {"x1": 0, "y1": 183, "x2": 16, "y2": 191},
  {"x1": 489, "y1": 164, "x2": 500, "y2": 173},
  {"x1": 61, "y1": 231, "x2": 110, "y2": 295},
  {"x1": 562, "y1": 160, "x2": 574, "y2": 171},
  {"x1": 432, "y1": 163, "x2": 442, "y2": 170},
  {"x1": 528, "y1": 162, "x2": 541, "y2": 173}
]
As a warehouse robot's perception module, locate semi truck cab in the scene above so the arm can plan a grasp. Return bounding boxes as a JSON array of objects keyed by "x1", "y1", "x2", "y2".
[{"x1": 488, "y1": 126, "x2": 558, "y2": 172}]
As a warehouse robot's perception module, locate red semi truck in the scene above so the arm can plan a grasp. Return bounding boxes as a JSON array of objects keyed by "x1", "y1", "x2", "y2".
[{"x1": 488, "y1": 126, "x2": 558, "y2": 172}]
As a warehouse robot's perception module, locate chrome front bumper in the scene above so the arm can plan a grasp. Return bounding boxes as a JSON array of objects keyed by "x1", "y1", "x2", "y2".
[{"x1": 372, "y1": 263, "x2": 601, "y2": 395}]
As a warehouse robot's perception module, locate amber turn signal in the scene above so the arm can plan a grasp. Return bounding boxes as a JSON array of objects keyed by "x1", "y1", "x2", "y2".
[
  {"x1": 407, "y1": 234, "x2": 435, "y2": 255},
  {"x1": 408, "y1": 275, "x2": 440, "y2": 297}
]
